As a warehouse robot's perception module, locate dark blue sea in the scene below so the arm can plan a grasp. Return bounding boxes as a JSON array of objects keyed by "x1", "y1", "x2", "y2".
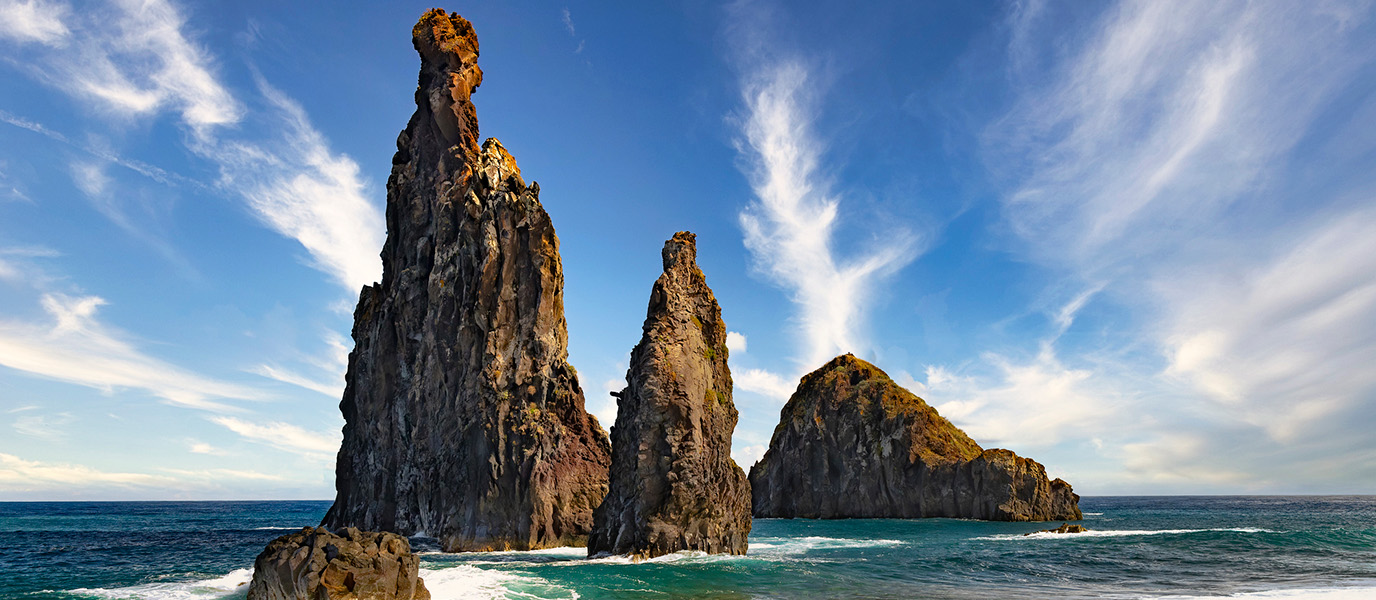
[{"x1": 2, "y1": 497, "x2": 1374, "y2": 599}]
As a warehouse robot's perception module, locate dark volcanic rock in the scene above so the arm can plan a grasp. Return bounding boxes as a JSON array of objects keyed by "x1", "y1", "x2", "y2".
[
  {"x1": 1026, "y1": 523, "x2": 1089, "y2": 535},
  {"x1": 749, "y1": 354, "x2": 1081, "y2": 521},
  {"x1": 247, "y1": 527, "x2": 428, "y2": 600},
  {"x1": 322, "y1": 9, "x2": 611, "y2": 551},
  {"x1": 588, "y1": 232, "x2": 752, "y2": 559}
]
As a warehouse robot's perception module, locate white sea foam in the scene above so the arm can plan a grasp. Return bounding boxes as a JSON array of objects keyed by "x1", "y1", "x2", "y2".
[
  {"x1": 420, "y1": 565, "x2": 579, "y2": 600},
  {"x1": 1153, "y1": 585, "x2": 1376, "y2": 599},
  {"x1": 750, "y1": 535, "x2": 906, "y2": 554},
  {"x1": 1084, "y1": 512, "x2": 1104, "y2": 516},
  {"x1": 70, "y1": 568, "x2": 252, "y2": 600},
  {"x1": 977, "y1": 527, "x2": 1274, "y2": 541}
]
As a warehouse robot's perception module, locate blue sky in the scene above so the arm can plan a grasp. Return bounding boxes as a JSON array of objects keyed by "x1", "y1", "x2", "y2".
[{"x1": 1, "y1": 0, "x2": 1374, "y2": 500}]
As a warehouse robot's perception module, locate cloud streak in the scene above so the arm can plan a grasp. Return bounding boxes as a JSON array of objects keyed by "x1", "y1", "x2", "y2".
[
  {"x1": 0, "y1": 294, "x2": 261, "y2": 411},
  {"x1": 3, "y1": 0, "x2": 383, "y2": 291},
  {"x1": 735, "y1": 61, "x2": 919, "y2": 370},
  {"x1": 975, "y1": 0, "x2": 1376, "y2": 487}
]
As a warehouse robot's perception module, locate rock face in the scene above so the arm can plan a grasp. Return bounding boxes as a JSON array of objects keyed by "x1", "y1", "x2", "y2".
[
  {"x1": 749, "y1": 354, "x2": 1081, "y2": 521},
  {"x1": 247, "y1": 527, "x2": 428, "y2": 600},
  {"x1": 588, "y1": 232, "x2": 752, "y2": 558},
  {"x1": 323, "y1": 9, "x2": 611, "y2": 551}
]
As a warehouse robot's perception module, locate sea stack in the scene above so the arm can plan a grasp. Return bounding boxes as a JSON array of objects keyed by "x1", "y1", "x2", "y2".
[
  {"x1": 750, "y1": 354, "x2": 1081, "y2": 521},
  {"x1": 588, "y1": 232, "x2": 752, "y2": 559},
  {"x1": 323, "y1": 9, "x2": 611, "y2": 551}
]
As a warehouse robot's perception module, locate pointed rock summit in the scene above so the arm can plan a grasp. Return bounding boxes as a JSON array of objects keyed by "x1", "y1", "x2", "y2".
[
  {"x1": 323, "y1": 9, "x2": 611, "y2": 551},
  {"x1": 589, "y1": 232, "x2": 752, "y2": 559},
  {"x1": 750, "y1": 354, "x2": 1081, "y2": 521}
]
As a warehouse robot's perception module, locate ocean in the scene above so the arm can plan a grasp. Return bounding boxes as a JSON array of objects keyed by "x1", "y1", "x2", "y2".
[{"x1": 2, "y1": 496, "x2": 1373, "y2": 599}]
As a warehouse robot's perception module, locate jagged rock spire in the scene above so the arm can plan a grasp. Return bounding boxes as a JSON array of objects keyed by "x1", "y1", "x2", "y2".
[
  {"x1": 589, "y1": 232, "x2": 752, "y2": 559},
  {"x1": 323, "y1": 9, "x2": 611, "y2": 552}
]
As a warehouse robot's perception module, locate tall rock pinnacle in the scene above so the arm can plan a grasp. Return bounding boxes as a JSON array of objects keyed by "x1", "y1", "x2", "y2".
[
  {"x1": 750, "y1": 354, "x2": 1081, "y2": 521},
  {"x1": 323, "y1": 9, "x2": 611, "y2": 552},
  {"x1": 589, "y1": 232, "x2": 752, "y2": 559}
]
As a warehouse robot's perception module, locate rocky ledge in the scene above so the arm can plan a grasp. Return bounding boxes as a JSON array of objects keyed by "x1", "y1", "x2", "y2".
[
  {"x1": 322, "y1": 9, "x2": 611, "y2": 551},
  {"x1": 749, "y1": 354, "x2": 1081, "y2": 521},
  {"x1": 247, "y1": 527, "x2": 428, "y2": 600},
  {"x1": 588, "y1": 232, "x2": 752, "y2": 559}
]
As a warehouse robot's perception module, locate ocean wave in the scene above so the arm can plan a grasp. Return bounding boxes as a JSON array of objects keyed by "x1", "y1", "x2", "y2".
[
  {"x1": 751, "y1": 535, "x2": 906, "y2": 554},
  {"x1": 1084, "y1": 512, "x2": 1105, "y2": 516},
  {"x1": 1152, "y1": 584, "x2": 1376, "y2": 599},
  {"x1": 420, "y1": 565, "x2": 578, "y2": 600},
  {"x1": 69, "y1": 568, "x2": 252, "y2": 600},
  {"x1": 976, "y1": 527, "x2": 1274, "y2": 540}
]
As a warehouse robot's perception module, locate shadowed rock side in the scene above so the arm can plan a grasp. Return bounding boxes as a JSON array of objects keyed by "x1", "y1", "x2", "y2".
[
  {"x1": 749, "y1": 354, "x2": 1081, "y2": 521},
  {"x1": 323, "y1": 9, "x2": 611, "y2": 552},
  {"x1": 588, "y1": 232, "x2": 752, "y2": 559},
  {"x1": 247, "y1": 527, "x2": 428, "y2": 600}
]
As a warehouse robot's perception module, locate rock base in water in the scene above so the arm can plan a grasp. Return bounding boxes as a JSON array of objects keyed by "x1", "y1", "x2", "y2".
[
  {"x1": 247, "y1": 527, "x2": 429, "y2": 600},
  {"x1": 750, "y1": 354, "x2": 1081, "y2": 521},
  {"x1": 1026, "y1": 523, "x2": 1089, "y2": 535}
]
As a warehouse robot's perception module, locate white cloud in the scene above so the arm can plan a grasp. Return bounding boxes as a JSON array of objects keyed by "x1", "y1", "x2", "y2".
[
  {"x1": 12, "y1": 411, "x2": 72, "y2": 440},
  {"x1": 251, "y1": 365, "x2": 342, "y2": 398},
  {"x1": 922, "y1": 344, "x2": 1119, "y2": 450},
  {"x1": 1160, "y1": 209, "x2": 1376, "y2": 440},
  {"x1": 209, "y1": 416, "x2": 339, "y2": 461},
  {"x1": 735, "y1": 61, "x2": 919, "y2": 369},
  {"x1": 4, "y1": 0, "x2": 383, "y2": 291},
  {"x1": 725, "y1": 331, "x2": 747, "y2": 354},
  {"x1": 982, "y1": 0, "x2": 1376, "y2": 487},
  {"x1": 561, "y1": 7, "x2": 575, "y2": 35},
  {"x1": 63, "y1": 0, "x2": 240, "y2": 133},
  {"x1": 0, "y1": 294, "x2": 261, "y2": 411},
  {"x1": 0, "y1": 452, "x2": 168, "y2": 488},
  {"x1": 203, "y1": 79, "x2": 383, "y2": 291},
  {"x1": 0, "y1": 0, "x2": 70, "y2": 46},
  {"x1": 188, "y1": 440, "x2": 226, "y2": 455},
  {"x1": 734, "y1": 367, "x2": 795, "y2": 402},
  {"x1": 732, "y1": 443, "x2": 767, "y2": 469},
  {"x1": 594, "y1": 377, "x2": 622, "y2": 428}
]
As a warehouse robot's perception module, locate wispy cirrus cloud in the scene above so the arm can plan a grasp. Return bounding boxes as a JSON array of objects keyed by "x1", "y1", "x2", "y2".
[
  {"x1": 965, "y1": 0, "x2": 1376, "y2": 489},
  {"x1": 0, "y1": 294, "x2": 261, "y2": 411},
  {"x1": 734, "y1": 60, "x2": 920, "y2": 371},
  {"x1": 209, "y1": 416, "x2": 339, "y2": 462},
  {"x1": 0, "y1": 0, "x2": 70, "y2": 46},
  {"x1": 2, "y1": 0, "x2": 383, "y2": 291}
]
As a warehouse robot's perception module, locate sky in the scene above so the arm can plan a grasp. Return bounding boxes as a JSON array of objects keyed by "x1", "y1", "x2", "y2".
[{"x1": 0, "y1": 0, "x2": 1374, "y2": 500}]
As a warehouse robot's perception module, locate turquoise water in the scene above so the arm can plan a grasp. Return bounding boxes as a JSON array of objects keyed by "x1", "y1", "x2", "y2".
[{"x1": 3, "y1": 497, "x2": 1374, "y2": 599}]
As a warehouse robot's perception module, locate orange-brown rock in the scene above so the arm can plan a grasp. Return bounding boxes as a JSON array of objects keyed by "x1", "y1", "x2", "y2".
[
  {"x1": 323, "y1": 9, "x2": 611, "y2": 551},
  {"x1": 749, "y1": 354, "x2": 1081, "y2": 521},
  {"x1": 247, "y1": 527, "x2": 428, "y2": 600},
  {"x1": 588, "y1": 232, "x2": 752, "y2": 558}
]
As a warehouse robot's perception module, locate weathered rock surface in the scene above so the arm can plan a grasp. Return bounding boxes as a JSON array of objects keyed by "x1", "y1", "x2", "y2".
[
  {"x1": 323, "y1": 9, "x2": 611, "y2": 551},
  {"x1": 588, "y1": 232, "x2": 752, "y2": 558},
  {"x1": 749, "y1": 354, "x2": 1081, "y2": 521},
  {"x1": 247, "y1": 527, "x2": 428, "y2": 600}
]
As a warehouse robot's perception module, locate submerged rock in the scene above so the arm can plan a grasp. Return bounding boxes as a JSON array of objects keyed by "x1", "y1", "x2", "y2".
[
  {"x1": 749, "y1": 354, "x2": 1081, "y2": 521},
  {"x1": 247, "y1": 527, "x2": 428, "y2": 600},
  {"x1": 323, "y1": 9, "x2": 611, "y2": 551},
  {"x1": 1026, "y1": 523, "x2": 1089, "y2": 535},
  {"x1": 588, "y1": 232, "x2": 752, "y2": 559}
]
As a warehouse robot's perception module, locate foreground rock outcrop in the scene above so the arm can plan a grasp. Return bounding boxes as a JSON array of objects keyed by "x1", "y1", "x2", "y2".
[
  {"x1": 247, "y1": 527, "x2": 428, "y2": 600},
  {"x1": 750, "y1": 354, "x2": 1081, "y2": 521},
  {"x1": 588, "y1": 232, "x2": 752, "y2": 558},
  {"x1": 323, "y1": 9, "x2": 611, "y2": 551}
]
